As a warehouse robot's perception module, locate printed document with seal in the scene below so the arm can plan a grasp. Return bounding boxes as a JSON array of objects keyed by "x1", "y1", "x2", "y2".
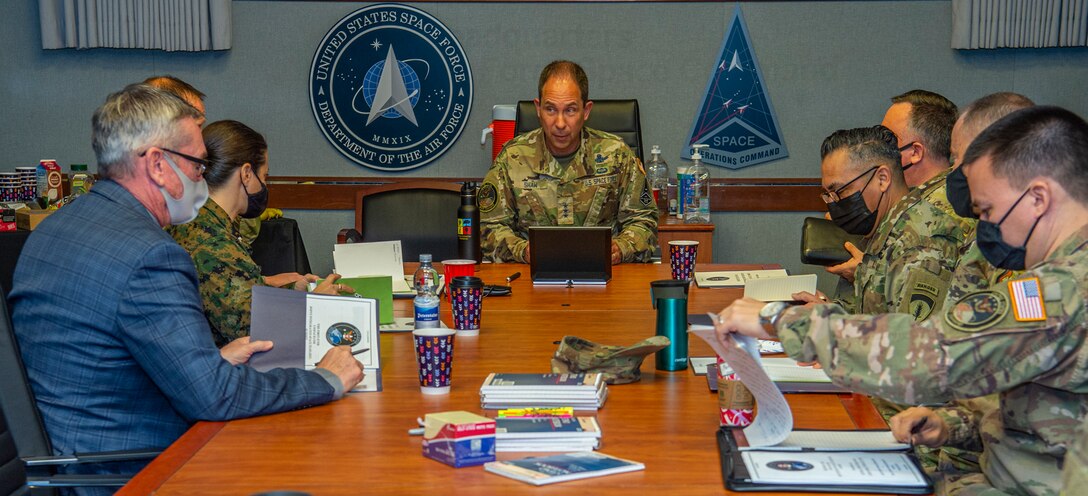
[
  {"x1": 248, "y1": 286, "x2": 383, "y2": 392},
  {"x1": 689, "y1": 323, "x2": 931, "y2": 493}
]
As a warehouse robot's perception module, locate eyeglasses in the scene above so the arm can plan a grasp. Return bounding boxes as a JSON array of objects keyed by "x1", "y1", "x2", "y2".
[
  {"x1": 162, "y1": 148, "x2": 209, "y2": 177},
  {"x1": 821, "y1": 166, "x2": 878, "y2": 204},
  {"x1": 898, "y1": 141, "x2": 916, "y2": 153},
  {"x1": 141, "y1": 147, "x2": 208, "y2": 177}
]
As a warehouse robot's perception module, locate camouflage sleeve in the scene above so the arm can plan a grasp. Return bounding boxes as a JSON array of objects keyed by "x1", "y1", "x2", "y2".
[
  {"x1": 774, "y1": 270, "x2": 1085, "y2": 406},
  {"x1": 190, "y1": 249, "x2": 263, "y2": 347},
  {"x1": 884, "y1": 236, "x2": 957, "y2": 321},
  {"x1": 479, "y1": 155, "x2": 527, "y2": 263},
  {"x1": 614, "y1": 152, "x2": 658, "y2": 263},
  {"x1": 933, "y1": 396, "x2": 997, "y2": 452},
  {"x1": 1062, "y1": 415, "x2": 1088, "y2": 492}
]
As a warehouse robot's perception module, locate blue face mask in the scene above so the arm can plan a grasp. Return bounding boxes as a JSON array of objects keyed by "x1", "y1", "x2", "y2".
[{"x1": 976, "y1": 189, "x2": 1041, "y2": 270}]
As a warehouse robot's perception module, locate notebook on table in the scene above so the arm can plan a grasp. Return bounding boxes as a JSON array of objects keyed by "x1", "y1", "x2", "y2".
[{"x1": 528, "y1": 226, "x2": 612, "y2": 285}]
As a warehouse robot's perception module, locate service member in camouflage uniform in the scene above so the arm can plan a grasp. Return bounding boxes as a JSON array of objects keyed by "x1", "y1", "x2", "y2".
[
  {"x1": 817, "y1": 126, "x2": 965, "y2": 319},
  {"x1": 480, "y1": 61, "x2": 657, "y2": 264},
  {"x1": 170, "y1": 120, "x2": 344, "y2": 346},
  {"x1": 889, "y1": 92, "x2": 1036, "y2": 481},
  {"x1": 886, "y1": 93, "x2": 1037, "y2": 476},
  {"x1": 716, "y1": 106, "x2": 1088, "y2": 496},
  {"x1": 827, "y1": 90, "x2": 964, "y2": 290}
]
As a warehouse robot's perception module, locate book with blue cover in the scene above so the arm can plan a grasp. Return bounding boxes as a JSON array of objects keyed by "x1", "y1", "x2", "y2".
[
  {"x1": 484, "y1": 452, "x2": 644, "y2": 485},
  {"x1": 495, "y1": 417, "x2": 600, "y2": 438}
]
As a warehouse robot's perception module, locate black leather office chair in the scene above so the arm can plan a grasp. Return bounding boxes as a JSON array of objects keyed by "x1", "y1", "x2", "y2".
[
  {"x1": 514, "y1": 99, "x2": 645, "y2": 164},
  {"x1": 0, "y1": 286, "x2": 158, "y2": 494},
  {"x1": 336, "y1": 181, "x2": 463, "y2": 262}
]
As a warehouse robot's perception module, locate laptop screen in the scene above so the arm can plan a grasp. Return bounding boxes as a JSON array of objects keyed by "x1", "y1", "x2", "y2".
[{"x1": 528, "y1": 226, "x2": 612, "y2": 284}]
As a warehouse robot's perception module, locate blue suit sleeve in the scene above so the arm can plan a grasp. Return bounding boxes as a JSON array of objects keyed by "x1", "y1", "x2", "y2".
[{"x1": 115, "y1": 242, "x2": 335, "y2": 421}]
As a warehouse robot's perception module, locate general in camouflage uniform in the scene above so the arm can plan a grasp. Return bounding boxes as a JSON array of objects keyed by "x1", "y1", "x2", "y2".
[
  {"x1": 479, "y1": 126, "x2": 658, "y2": 263},
  {"x1": 169, "y1": 198, "x2": 266, "y2": 347}
]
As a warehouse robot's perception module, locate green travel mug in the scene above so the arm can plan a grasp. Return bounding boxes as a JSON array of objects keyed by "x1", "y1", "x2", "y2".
[{"x1": 651, "y1": 280, "x2": 689, "y2": 371}]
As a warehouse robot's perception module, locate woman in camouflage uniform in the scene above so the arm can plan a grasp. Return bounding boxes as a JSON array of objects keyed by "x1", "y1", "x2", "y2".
[{"x1": 170, "y1": 120, "x2": 346, "y2": 347}]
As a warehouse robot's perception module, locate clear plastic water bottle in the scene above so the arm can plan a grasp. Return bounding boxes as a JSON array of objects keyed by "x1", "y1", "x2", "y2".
[
  {"x1": 645, "y1": 145, "x2": 670, "y2": 213},
  {"x1": 684, "y1": 144, "x2": 711, "y2": 224},
  {"x1": 413, "y1": 254, "x2": 441, "y2": 329}
]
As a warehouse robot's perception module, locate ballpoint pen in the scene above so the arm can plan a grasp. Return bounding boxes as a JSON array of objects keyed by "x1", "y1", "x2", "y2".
[
  {"x1": 909, "y1": 417, "x2": 928, "y2": 447},
  {"x1": 506, "y1": 272, "x2": 521, "y2": 283}
]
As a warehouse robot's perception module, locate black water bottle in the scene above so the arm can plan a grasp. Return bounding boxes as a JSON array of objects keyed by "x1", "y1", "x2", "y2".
[{"x1": 457, "y1": 181, "x2": 481, "y2": 263}]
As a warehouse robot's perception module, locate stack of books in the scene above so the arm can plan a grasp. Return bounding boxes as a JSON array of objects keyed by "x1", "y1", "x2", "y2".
[
  {"x1": 479, "y1": 373, "x2": 608, "y2": 410},
  {"x1": 495, "y1": 417, "x2": 602, "y2": 452}
]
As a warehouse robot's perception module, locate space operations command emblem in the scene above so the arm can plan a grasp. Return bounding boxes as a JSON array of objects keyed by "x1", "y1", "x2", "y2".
[
  {"x1": 309, "y1": 4, "x2": 473, "y2": 171},
  {"x1": 683, "y1": 8, "x2": 787, "y2": 169}
]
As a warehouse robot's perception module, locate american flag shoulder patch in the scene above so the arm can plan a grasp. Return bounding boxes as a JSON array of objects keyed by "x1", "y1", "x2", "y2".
[{"x1": 1008, "y1": 277, "x2": 1047, "y2": 322}]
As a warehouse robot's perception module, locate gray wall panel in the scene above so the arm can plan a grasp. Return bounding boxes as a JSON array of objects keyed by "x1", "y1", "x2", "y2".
[{"x1": 3, "y1": 0, "x2": 1086, "y2": 279}]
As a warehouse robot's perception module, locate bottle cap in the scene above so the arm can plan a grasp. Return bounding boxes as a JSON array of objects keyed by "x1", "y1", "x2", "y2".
[
  {"x1": 71, "y1": 164, "x2": 88, "y2": 172},
  {"x1": 419, "y1": 254, "x2": 432, "y2": 263},
  {"x1": 651, "y1": 145, "x2": 661, "y2": 155}
]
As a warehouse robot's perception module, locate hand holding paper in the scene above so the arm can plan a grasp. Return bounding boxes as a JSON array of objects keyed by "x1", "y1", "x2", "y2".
[
  {"x1": 689, "y1": 324, "x2": 792, "y2": 447},
  {"x1": 219, "y1": 336, "x2": 274, "y2": 366},
  {"x1": 712, "y1": 298, "x2": 777, "y2": 340}
]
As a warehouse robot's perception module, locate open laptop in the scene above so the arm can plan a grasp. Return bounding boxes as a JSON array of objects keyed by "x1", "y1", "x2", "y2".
[{"x1": 528, "y1": 226, "x2": 612, "y2": 285}]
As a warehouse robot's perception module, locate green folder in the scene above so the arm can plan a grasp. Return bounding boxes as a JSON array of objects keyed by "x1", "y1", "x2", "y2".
[{"x1": 335, "y1": 276, "x2": 394, "y2": 325}]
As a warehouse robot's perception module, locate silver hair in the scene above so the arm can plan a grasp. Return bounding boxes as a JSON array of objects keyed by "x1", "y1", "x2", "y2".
[{"x1": 91, "y1": 84, "x2": 202, "y2": 179}]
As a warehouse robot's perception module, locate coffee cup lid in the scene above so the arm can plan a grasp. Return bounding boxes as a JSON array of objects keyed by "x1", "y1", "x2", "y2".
[{"x1": 450, "y1": 276, "x2": 483, "y2": 288}]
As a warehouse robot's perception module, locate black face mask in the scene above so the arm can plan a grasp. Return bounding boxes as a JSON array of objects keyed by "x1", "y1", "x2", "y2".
[
  {"x1": 827, "y1": 169, "x2": 883, "y2": 235},
  {"x1": 977, "y1": 189, "x2": 1041, "y2": 270},
  {"x1": 945, "y1": 166, "x2": 977, "y2": 219},
  {"x1": 898, "y1": 141, "x2": 917, "y2": 172},
  {"x1": 240, "y1": 174, "x2": 269, "y2": 219}
]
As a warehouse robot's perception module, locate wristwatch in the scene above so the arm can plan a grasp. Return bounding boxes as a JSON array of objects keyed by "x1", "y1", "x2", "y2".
[{"x1": 758, "y1": 301, "x2": 790, "y2": 332}]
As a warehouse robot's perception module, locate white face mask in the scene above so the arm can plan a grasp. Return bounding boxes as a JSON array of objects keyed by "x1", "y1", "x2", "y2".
[{"x1": 159, "y1": 153, "x2": 209, "y2": 225}]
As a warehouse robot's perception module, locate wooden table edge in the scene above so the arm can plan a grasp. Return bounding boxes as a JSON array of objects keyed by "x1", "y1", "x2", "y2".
[{"x1": 117, "y1": 421, "x2": 227, "y2": 494}]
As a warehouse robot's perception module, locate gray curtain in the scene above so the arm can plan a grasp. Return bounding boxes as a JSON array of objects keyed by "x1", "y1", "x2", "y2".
[
  {"x1": 39, "y1": 0, "x2": 231, "y2": 51},
  {"x1": 952, "y1": 0, "x2": 1088, "y2": 48}
]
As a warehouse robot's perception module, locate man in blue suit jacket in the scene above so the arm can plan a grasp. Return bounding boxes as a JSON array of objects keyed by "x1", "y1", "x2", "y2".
[{"x1": 10, "y1": 84, "x2": 363, "y2": 490}]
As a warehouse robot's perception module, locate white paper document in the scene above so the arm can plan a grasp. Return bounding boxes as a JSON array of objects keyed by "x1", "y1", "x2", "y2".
[
  {"x1": 743, "y1": 274, "x2": 818, "y2": 301},
  {"x1": 741, "y1": 451, "x2": 928, "y2": 487},
  {"x1": 694, "y1": 269, "x2": 788, "y2": 288},
  {"x1": 740, "y1": 430, "x2": 909, "y2": 452},
  {"x1": 689, "y1": 326, "x2": 793, "y2": 447},
  {"x1": 333, "y1": 241, "x2": 412, "y2": 293},
  {"x1": 761, "y1": 358, "x2": 834, "y2": 383}
]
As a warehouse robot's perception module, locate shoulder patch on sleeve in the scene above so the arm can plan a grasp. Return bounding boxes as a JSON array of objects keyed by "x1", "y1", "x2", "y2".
[
  {"x1": 478, "y1": 182, "x2": 498, "y2": 213},
  {"x1": 639, "y1": 182, "x2": 653, "y2": 207},
  {"x1": 944, "y1": 291, "x2": 1008, "y2": 333},
  {"x1": 1008, "y1": 277, "x2": 1047, "y2": 322},
  {"x1": 899, "y1": 267, "x2": 951, "y2": 321}
]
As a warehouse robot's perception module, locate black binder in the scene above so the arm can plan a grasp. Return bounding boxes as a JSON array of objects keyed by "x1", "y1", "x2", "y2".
[
  {"x1": 800, "y1": 217, "x2": 866, "y2": 266},
  {"x1": 716, "y1": 428, "x2": 934, "y2": 494}
]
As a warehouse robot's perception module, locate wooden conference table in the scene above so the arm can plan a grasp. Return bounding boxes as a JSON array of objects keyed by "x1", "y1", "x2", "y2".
[{"x1": 121, "y1": 263, "x2": 888, "y2": 495}]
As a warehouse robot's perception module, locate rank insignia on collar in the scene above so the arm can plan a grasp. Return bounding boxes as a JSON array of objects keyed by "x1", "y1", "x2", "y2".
[
  {"x1": 945, "y1": 291, "x2": 1008, "y2": 332},
  {"x1": 1008, "y1": 277, "x2": 1046, "y2": 322}
]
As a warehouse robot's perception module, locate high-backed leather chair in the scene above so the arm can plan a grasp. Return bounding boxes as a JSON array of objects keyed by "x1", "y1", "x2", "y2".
[
  {"x1": 514, "y1": 99, "x2": 645, "y2": 164},
  {"x1": 0, "y1": 286, "x2": 158, "y2": 493},
  {"x1": 336, "y1": 181, "x2": 463, "y2": 262}
]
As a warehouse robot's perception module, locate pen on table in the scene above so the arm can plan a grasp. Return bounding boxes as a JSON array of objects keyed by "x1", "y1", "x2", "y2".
[
  {"x1": 408, "y1": 417, "x2": 425, "y2": 436},
  {"x1": 909, "y1": 417, "x2": 928, "y2": 447},
  {"x1": 506, "y1": 272, "x2": 521, "y2": 283}
]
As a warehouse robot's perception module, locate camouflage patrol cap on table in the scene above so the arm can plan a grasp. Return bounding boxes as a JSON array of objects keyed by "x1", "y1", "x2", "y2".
[{"x1": 551, "y1": 335, "x2": 670, "y2": 384}]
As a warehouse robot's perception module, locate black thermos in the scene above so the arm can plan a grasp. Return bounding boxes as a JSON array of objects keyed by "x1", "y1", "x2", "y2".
[{"x1": 457, "y1": 181, "x2": 481, "y2": 263}]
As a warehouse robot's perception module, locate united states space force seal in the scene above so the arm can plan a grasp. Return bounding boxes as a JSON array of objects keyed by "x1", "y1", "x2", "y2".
[{"x1": 309, "y1": 4, "x2": 473, "y2": 171}]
